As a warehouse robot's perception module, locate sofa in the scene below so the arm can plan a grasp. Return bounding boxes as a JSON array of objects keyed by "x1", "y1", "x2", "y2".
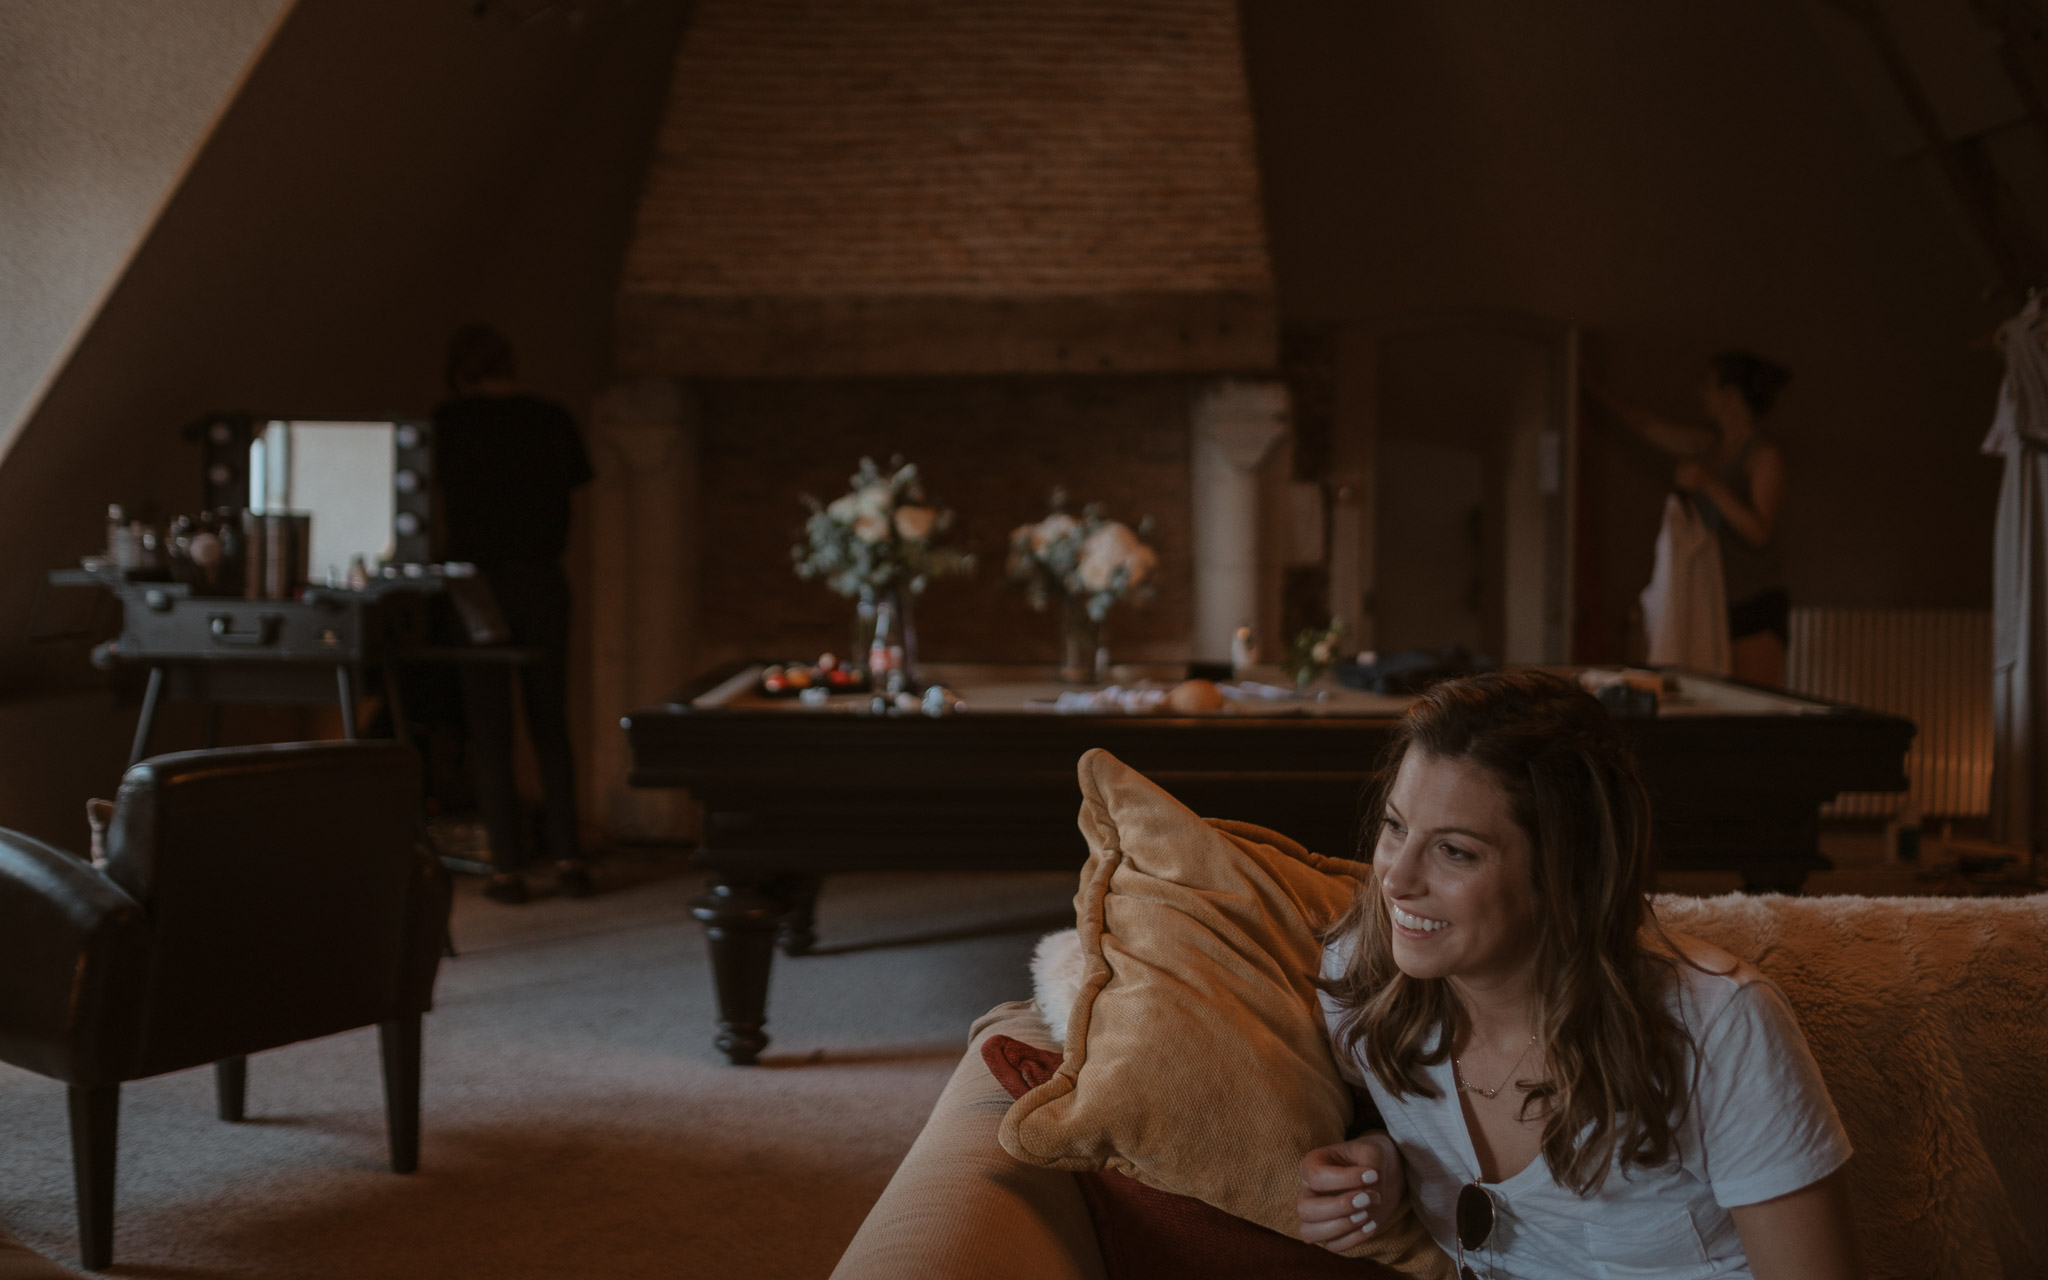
[
  {"x1": 0, "y1": 1230, "x2": 71, "y2": 1280},
  {"x1": 832, "y1": 889, "x2": 2048, "y2": 1280}
]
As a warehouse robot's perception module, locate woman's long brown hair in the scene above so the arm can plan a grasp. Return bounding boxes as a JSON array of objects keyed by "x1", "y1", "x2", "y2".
[{"x1": 1320, "y1": 669, "x2": 1694, "y2": 1196}]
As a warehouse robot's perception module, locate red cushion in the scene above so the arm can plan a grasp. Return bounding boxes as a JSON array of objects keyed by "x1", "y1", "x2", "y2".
[{"x1": 980, "y1": 1036, "x2": 1404, "y2": 1279}]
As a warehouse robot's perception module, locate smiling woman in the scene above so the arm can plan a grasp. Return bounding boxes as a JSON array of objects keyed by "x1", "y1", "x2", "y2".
[{"x1": 1299, "y1": 670, "x2": 1864, "y2": 1280}]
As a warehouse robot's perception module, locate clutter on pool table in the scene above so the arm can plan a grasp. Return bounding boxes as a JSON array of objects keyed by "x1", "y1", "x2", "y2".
[{"x1": 756, "y1": 654, "x2": 871, "y2": 698}]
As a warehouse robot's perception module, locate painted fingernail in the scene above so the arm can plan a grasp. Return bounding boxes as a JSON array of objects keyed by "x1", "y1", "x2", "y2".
[
  {"x1": 1360, "y1": 1170, "x2": 1380, "y2": 1185},
  {"x1": 1351, "y1": 1192, "x2": 1372, "y2": 1209},
  {"x1": 1354, "y1": 1216, "x2": 1377, "y2": 1232}
]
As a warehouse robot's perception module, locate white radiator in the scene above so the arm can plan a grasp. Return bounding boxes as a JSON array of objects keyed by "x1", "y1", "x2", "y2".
[{"x1": 1785, "y1": 607, "x2": 1993, "y2": 820}]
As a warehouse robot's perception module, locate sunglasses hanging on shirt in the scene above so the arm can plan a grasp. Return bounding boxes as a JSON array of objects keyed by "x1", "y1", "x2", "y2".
[{"x1": 1456, "y1": 1181, "x2": 1496, "y2": 1280}]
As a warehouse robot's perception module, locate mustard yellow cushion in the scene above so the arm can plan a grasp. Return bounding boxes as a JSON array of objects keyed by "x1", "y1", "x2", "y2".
[{"x1": 997, "y1": 748, "x2": 1450, "y2": 1278}]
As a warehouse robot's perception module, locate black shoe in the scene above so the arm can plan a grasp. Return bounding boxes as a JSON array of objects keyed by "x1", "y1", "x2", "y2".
[
  {"x1": 483, "y1": 873, "x2": 530, "y2": 905},
  {"x1": 554, "y1": 861, "x2": 596, "y2": 899}
]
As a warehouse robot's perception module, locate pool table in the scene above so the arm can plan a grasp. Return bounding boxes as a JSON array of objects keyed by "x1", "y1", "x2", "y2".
[{"x1": 624, "y1": 663, "x2": 1912, "y2": 1064}]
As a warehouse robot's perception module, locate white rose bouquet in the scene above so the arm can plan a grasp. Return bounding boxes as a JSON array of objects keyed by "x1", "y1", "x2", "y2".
[
  {"x1": 793, "y1": 456, "x2": 973, "y2": 598},
  {"x1": 1006, "y1": 490, "x2": 1158, "y2": 623}
]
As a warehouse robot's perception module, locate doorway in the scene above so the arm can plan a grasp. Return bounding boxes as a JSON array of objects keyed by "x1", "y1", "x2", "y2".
[{"x1": 1363, "y1": 315, "x2": 1578, "y2": 664}]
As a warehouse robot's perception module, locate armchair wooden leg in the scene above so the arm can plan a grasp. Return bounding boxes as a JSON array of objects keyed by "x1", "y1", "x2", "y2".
[
  {"x1": 67, "y1": 1083, "x2": 118, "y2": 1271},
  {"x1": 378, "y1": 1017, "x2": 421, "y2": 1174},
  {"x1": 215, "y1": 1056, "x2": 248, "y2": 1121}
]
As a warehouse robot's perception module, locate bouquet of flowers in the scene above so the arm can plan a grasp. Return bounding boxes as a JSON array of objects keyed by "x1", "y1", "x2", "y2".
[
  {"x1": 793, "y1": 456, "x2": 973, "y2": 598},
  {"x1": 1006, "y1": 490, "x2": 1158, "y2": 623},
  {"x1": 1284, "y1": 616, "x2": 1351, "y2": 689}
]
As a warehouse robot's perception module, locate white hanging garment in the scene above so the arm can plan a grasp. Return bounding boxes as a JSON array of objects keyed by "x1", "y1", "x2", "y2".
[
  {"x1": 1640, "y1": 492, "x2": 1730, "y2": 676},
  {"x1": 1984, "y1": 293, "x2": 2048, "y2": 854}
]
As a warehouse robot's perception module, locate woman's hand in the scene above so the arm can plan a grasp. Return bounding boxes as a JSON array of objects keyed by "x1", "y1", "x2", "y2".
[
  {"x1": 1298, "y1": 1131, "x2": 1404, "y2": 1252},
  {"x1": 1676, "y1": 445, "x2": 1783, "y2": 550}
]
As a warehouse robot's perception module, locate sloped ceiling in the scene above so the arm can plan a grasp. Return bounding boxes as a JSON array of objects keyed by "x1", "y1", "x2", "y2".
[
  {"x1": 1801, "y1": 0, "x2": 2048, "y2": 292},
  {"x1": 0, "y1": 0, "x2": 293, "y2": 461}
]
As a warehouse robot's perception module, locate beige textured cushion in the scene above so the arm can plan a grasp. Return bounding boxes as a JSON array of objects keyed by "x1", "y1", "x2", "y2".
[
  {"x1": 1656, "y1": 893, "x2": 2048, "y2": 1278},
  {"x1": 998, "y1": 748, "x2": 1450, "y2": 1277}
]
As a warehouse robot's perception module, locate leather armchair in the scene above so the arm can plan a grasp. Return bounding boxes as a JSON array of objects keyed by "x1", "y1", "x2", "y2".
[{"x1": 0, "y1": 741, "x2": 452, "y2": 1270}]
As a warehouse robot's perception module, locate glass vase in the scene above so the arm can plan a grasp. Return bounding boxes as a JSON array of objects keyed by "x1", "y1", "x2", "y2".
[
  {"x1": 1061, "y1": 597, "x2": 1103, "y2": 684},
  {"x1": 851, "y1": 593, "x2": 878, "y2": 665},
  {"x1": 860, "y1": 586, "x2": 921, "y2": 689},
  {"x1": 895, "y1": 588, "x2": 920, "y2": 687}
]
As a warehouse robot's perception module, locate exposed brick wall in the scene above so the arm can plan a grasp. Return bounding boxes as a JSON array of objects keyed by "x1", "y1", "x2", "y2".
[
  {"x1": 615, "y1": 290, "x2": 1276, "y2": 377},
  {"x1": 620, "y1": 0, "x2": 1276, "y2": 375},
  {"x1": 692, "y1": 376, "x2": 1197, "y2": 666},
  {"x1": 628, "y1": 0, "x2": 1270, "y2": 298}
]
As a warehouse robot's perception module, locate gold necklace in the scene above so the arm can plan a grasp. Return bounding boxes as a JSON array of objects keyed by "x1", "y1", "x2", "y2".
[{"x1": 1454, "y1": 1034, "x2": 1538, "y2": 1100}]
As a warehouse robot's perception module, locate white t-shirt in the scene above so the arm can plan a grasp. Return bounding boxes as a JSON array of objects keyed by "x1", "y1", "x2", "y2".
[{"x1": 1319, "y1": 934, "x2": 1852, "y2": 1280}]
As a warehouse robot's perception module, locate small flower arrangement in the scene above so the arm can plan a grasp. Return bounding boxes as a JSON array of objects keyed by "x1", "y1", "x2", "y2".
[
  {"x1": 1006, "y1": 490, "x2": 1158, "y2": 623},
  {"x1": 1285, "y1": 616, "x2": 1351, "y2": 689},
  {"x1": 793, "y1": 456, "x2": 974, "y2": 598}
]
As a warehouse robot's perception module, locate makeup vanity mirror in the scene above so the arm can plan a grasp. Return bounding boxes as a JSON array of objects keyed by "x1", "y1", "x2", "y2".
[{"x1": 194, "y1": 412, "x2": 435, "y2": 579}]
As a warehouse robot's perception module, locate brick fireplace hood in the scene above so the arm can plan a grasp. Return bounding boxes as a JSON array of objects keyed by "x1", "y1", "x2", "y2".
[{"x1": 615, "y1": 0, "x2": 1278, "y2": 378}]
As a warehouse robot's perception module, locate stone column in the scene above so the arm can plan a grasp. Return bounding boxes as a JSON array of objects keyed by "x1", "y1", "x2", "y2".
[
  {"x1": 587, "y1": 377, "x2": 697, "y2": 843},
  {"x1": 1190, "y1": 380, "x2": 1291, "y2": 664}
]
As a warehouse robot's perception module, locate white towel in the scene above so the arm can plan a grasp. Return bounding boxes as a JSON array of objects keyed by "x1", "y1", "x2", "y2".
[{"x1": 1641, "y1": 492, "x2": 1731, "y2": 675}]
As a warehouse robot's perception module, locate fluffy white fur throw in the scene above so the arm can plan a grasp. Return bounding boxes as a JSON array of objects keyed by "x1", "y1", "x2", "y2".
[
  {"x1": 1031, "y1": 894, "x2": 2048, "y2": 1278},
  {"x1": 1030, "y1": 928, "x2": 1087, "y2": 1044}
]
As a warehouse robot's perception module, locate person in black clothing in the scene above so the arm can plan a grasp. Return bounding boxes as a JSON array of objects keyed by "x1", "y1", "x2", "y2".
[{"x1": 434, "y1": 324, "x2": 596, "y2": 903}]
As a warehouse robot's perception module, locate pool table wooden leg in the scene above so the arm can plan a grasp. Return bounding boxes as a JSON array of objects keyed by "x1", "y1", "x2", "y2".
[
  {"x1": 774, "y1": 873, "x2": 823, "y2": 956},
  {"x1": 690, "y1": 876, "x2": 789, "y2": 1065}
]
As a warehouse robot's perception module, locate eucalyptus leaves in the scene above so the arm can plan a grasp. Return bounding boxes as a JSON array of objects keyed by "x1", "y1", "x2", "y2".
[
  {"x1": 792, "y1": 456, "x2": 974, "y2": 598},
  {"x1": 1006, "y1": 489, "x2": 1159, "y2": 623}
]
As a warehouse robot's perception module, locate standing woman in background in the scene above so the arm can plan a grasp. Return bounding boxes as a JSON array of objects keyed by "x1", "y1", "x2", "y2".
[{"x1": 1590, "y1": 352, "x2": 1791, "y2": 686}]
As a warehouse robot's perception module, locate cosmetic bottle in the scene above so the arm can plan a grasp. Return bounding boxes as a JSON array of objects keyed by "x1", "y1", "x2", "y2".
[{"x1": 107, "y1": 505, "x2": 138, "y2": 572}]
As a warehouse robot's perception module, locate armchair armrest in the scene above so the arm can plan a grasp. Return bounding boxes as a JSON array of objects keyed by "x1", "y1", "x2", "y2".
[{"x1": 0, "y1": 828, "x2": 148, "y2": 1084}]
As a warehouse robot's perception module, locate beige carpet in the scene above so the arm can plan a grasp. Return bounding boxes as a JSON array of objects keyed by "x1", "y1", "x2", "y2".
[{"x1": 0, "y1": 855, "x2": 1080, "y2": 1278}]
